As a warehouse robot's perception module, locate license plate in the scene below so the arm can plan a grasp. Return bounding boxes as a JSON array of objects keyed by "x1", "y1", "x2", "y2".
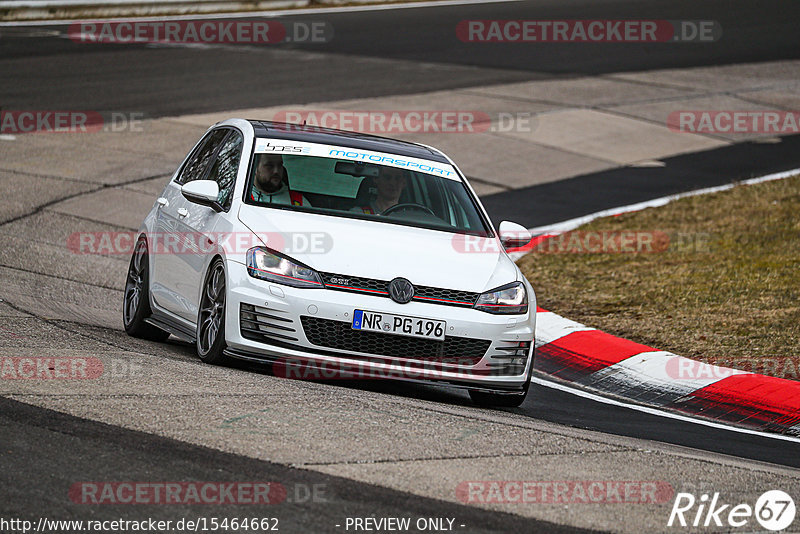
[{"x1": 352, "y1": 310, "x2": 446, "y2": 341}]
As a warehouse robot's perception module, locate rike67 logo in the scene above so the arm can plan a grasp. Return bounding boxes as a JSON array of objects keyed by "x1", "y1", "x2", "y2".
[{"x1": 668, "y1": 490, "x2": 795, "y2": 531}]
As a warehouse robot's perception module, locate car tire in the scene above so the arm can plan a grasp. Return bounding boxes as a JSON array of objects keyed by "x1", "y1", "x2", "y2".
[
  {"x1": 123, "y1": 238, "x2": 171, "y2": 342},
  {"x1": 196, "y1": 258, "x2": 229, "y2": 365}
]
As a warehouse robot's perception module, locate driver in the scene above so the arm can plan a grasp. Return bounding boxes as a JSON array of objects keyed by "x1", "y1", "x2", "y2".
[
  {"x1": 356, "y1": 166, "x2": 407, "y2": 215},
  {"x1": 250, "y1": 154, "x2": 307, "y2": 206}
]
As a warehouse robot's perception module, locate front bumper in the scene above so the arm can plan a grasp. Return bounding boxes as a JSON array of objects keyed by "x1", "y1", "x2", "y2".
[{"x1": 224, "y1": 260, "x2": 536, "y2": 390}]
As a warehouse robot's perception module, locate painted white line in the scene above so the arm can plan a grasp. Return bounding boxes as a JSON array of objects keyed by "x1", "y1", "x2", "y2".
[
  {"x1": 527, "y1": 167, "x2": 800, "y2": 235},
  {"x1": 532, "y1": 376, "x2": 800, "y2": 444},
  {"x1": 0, "y1": 0, "x2": 522, "y2": 26},
  {"x1": 0, "y1": 135, "x2": 17, "y2": 141}
]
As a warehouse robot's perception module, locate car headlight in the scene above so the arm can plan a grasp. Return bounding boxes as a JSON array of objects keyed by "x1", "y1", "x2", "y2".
[
  {"x1": 246, "y1": 247, "x2": 323, "y2": 288},
  {"x1": 474, "y1": 281, "x2": 528, "y2": 314}
]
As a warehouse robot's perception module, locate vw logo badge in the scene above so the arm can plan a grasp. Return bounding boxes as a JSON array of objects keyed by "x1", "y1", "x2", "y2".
[{"x1": 388, "y1": 277, "x2": 415, "y2": 304}]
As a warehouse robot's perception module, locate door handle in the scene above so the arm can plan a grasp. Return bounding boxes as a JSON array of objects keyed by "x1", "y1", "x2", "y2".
[
  {"x1": 156, "y1": 197, "x2": 168, "y2": 208},
  {"x1": 177, "y1": 208, "x2": 189, "y2": 218}
]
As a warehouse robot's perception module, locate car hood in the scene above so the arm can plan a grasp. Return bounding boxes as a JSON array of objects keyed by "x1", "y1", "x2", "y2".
[{"x1": 237, "y1": 205, "x2": 518, "y2": 293}]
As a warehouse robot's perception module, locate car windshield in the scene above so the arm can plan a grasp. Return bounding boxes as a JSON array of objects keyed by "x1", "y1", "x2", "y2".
[{"x1": 245, "y1": 143, "x2": 491, "y2": 237}]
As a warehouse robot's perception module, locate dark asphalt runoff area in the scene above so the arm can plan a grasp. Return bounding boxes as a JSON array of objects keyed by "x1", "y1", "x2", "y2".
[
  {"x1": 482, "y1": 134, "x2": 800, "y2": 228},
  {"x1": 1, "y1": 0, "x2": 799, "y2": 530}
]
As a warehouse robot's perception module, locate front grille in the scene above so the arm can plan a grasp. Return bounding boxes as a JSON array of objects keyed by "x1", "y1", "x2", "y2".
[
  {"x1": 300, "y1": 316, "x2": 490, "y2": 365},
  {"x1": 415, "y1": 284, "x2": 479, "y2": 306},
  {"x1": 320, "y1": 273, "x2": 388, "y2": 295},
  {"x1": 319, "y1": 272, "x2": 479, "y2": 308},
  {"x1": 240, "y1": 303, "x2": 299, "y2": 344}
]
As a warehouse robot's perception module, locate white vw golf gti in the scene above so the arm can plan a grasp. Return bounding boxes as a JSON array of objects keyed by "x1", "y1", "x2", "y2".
[{"x1": 124, "y1": 119, "x2": 536, "y2": 406}]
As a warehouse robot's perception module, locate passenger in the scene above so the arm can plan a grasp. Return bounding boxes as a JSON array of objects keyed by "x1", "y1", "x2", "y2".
[
  {"x1": 250, "y1": 154, "x2": 308, "y2": 206},
  {"x1": 356, "y1": 166, "x2": 407, "y2": 214}
]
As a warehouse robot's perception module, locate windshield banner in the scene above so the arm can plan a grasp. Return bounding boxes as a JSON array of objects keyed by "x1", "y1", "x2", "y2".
[{"x1": 253, "y1": 138, "x2": 459, "y2": 180}]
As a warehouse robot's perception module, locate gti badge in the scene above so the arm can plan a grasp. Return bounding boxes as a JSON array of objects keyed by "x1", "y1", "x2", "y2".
[{"x1": 388, "y1": 277, "x2": 414, "y2": 304}]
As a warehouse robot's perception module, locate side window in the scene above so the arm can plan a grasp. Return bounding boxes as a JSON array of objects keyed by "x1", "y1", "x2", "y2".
[
  {"x1": 175, "y1": 129, "x2": 229, "y2": 185},
  {"x1": 206, "y1": 130, "x2": 243, "y2": 211}
]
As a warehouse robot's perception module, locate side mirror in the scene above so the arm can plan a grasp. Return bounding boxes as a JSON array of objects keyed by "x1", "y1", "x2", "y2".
[
  {"x1": 498, "y1": 221, "x2": 532, "y2": 250},
  {"x1": 181, "y1": 180, "x2": 223, "y2": 212}
]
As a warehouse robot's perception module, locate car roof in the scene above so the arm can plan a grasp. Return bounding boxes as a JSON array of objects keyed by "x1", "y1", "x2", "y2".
[{"x1": 248, "y1": 120, "x2": 451, "y2": 164}]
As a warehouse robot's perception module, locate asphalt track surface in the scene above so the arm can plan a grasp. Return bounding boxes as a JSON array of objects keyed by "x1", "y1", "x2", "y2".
[
  {"x1": 0, "y1": 396, "x2": 585, "y2": 533},
  {"x1": 2, "y1": 0, "x2": 800, "y2": 530},
  {"x1": 1, "y1": 0, "x2": 800, "y2": 116}
]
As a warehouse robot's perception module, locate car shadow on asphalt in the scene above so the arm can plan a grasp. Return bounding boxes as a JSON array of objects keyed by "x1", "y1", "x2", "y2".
[{"x1": 142, "y1": 333, "x2": 525, "y2": 412}]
